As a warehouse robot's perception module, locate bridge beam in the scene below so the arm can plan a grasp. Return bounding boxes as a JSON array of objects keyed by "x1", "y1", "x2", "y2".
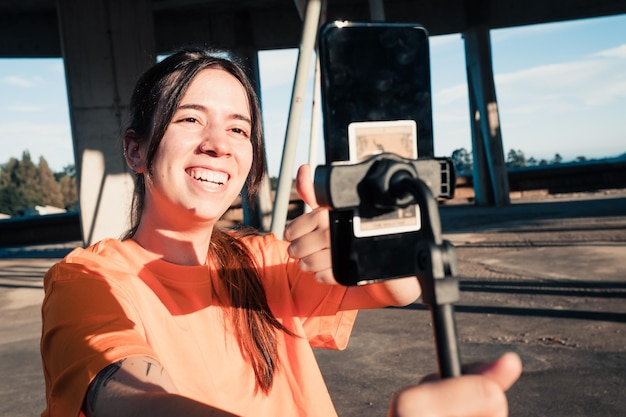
[{"x1": 463, "y1": 24, "x2": 511, "y2": 206}]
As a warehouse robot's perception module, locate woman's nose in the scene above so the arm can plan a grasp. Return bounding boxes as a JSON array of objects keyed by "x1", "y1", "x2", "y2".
[{"x1": 199, "y1": 128, "x2": 231, "y2": 156}]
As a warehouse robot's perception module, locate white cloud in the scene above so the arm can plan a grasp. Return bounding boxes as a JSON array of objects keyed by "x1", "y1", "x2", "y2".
[
  {"x1": 434, "y1": 82, "x2": 466, "y2": 106},
  {"x1": 492, "y1": 48, "x2": 626, "y2": 160},
  {"x1": 595, "y1": 43, "x2": 626, "y2": 58},
  {"x1": 6, "y1": 105, "x2": 44, "y2": 113},
  {"x1": 494, "y1": 50, "x2": 626, "y2": 114},
  {"x1": 1, "y1": 75, "x2": 43, "y2": 88}
]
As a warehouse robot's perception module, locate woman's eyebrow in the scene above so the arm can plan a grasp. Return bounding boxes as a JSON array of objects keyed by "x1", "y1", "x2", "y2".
[
  {"x1": 176, "y1": 103, "x2": 205, "y2": 112},
  {"x1": 176, "y1": 103, "x2": 251, "y2": 125},
  {"x1": 231, "y1": 113, "x2": 252, "y2": 125}
]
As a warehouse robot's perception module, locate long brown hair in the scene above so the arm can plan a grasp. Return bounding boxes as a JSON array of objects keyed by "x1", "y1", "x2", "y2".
[{"x1": 122, "y1": 47, "x2": 288, "y2": 393}]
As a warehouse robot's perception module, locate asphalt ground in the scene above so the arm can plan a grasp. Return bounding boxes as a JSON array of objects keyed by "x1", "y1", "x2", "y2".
[{"x1": 1, "y1": 189, "x2": 625, "y2": 417}]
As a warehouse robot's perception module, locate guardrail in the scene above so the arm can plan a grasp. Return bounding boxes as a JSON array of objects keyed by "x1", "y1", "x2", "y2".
[
  {"x1": 0, "y1": 211, "x2": 81, "y2": 248},
  {"x1": 508, "y1": 159, "x2": 626, "y2": 193}
]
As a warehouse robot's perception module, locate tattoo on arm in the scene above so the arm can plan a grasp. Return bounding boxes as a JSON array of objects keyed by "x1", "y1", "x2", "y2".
[
  {"x1": 143, "y1": 359, "x2": 166, "y2": 378},
  {"x1": 85, "y1": 359, "x2": 125, "y2": 413}
]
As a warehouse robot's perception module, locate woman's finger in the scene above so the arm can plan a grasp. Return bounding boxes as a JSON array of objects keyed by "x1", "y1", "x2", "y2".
[
  {"x1": 284, "y1": 206, "x2": 329, "y2": 243},
  {"x1": 463, "y1": 352, "x2": 522, "y2": 391}
]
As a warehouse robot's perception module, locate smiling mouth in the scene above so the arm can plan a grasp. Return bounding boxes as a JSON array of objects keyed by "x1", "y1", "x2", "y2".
[{"x1": 187, "y1": 168, "x2": 228, "y2": 186}]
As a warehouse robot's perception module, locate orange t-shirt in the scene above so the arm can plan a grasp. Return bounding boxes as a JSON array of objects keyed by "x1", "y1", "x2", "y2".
[{"x1": 40, "y1": 234, "x2": 357, "y2": 417}]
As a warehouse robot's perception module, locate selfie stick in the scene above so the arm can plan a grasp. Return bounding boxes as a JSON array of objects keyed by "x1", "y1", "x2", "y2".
[{"x1": 315, "y1": 153, "x2": 462, "y2": 378}]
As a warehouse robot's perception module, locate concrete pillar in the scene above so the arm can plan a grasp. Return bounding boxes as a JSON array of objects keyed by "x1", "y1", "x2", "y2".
[
  {"x1": 270, "y1": 0, "x2": 324, "y2": 238},
  {"x1": 235, "y1": 50, "x2": 274, "y2": 232},
  {"x1": 55, "y1": 0, "x2": 155, "y2": 245},
  {"x1": 231, "y1": 13, "x2": 274, "y2": 232},
  {"x1": 463, "y1": 25, "x2": 510, "y2": 206}
]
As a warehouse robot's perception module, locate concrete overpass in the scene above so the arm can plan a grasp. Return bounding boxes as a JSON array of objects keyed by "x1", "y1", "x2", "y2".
[
  {"x1": 1, "y1": 0, "x2": 625, "y2": 245},
  {"x1": 4, "y1": 1, "x2": 626, "y2": 57}
]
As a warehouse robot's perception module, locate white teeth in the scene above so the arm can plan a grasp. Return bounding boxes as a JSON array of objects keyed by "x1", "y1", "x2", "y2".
[{"x1": 188, "y1": 168, "x2": 228, "y2": 185}]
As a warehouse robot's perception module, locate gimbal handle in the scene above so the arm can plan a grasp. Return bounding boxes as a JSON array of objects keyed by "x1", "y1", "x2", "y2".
[{"x1": 396, "y1": 175, "x2": 462, "y2": 378}]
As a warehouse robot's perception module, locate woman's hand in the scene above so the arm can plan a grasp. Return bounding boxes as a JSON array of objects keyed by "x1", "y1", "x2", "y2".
[
  {"x1": 388, "y1": 352, "x2": 523, "y2": 417},
  {"x1": 283, "y1": 164, "x2": 337, "y2": 284}
]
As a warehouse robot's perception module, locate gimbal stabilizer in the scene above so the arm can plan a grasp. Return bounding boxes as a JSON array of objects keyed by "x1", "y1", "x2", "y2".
[{"x1": 314, "y1": 153, "x2": 462, "y2": 378}]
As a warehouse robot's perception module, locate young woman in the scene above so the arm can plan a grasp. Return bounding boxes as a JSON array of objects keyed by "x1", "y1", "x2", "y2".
[{"x1": 40, "y1": 47, "x2": 520, "y2": 417}]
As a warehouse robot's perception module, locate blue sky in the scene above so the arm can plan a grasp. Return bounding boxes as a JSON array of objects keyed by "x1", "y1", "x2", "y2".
[{"x1": 1, "y1": 14, "x2": 625, "y2": 178}]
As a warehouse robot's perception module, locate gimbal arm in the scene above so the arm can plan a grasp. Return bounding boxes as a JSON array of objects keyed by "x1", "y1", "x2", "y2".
[{"x1": 392, "y1": 174, "x2": 462, "y2": 378}]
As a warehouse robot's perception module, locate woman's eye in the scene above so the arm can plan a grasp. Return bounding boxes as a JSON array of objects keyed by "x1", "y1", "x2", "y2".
[
  {"x1": 231, "y1": 127, "x2": 250, "y2": 138},
  {"x1": 181, "y1": 117, "x2": 198, "y2": 123}
]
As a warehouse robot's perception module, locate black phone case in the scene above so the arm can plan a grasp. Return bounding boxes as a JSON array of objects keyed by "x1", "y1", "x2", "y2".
[{"x1": 318, "y1": 21, "x2": 434, "y2": 285}]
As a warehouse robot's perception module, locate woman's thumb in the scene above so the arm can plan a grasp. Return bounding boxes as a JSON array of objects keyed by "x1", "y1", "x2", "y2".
[{"x1": 295, "y1": 164, "x2": 319, "y2": 210}]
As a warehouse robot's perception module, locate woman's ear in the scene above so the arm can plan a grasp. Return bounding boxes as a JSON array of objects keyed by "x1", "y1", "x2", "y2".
[{"x1": 123, "y1": 130, "x2": 146, "y2": 173}]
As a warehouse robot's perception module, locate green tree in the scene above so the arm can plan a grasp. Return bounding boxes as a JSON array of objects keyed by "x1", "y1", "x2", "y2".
[
  {"x1": 0, "y1": 152, "x2": 77, "y2": 216},
  {"x1": 38, "y1": 157, "x2": 64, "y2": 208},
  {"x1": 269, "y1": 176, "x2": 278, "y2": 191},
  {"x1": 17, "y1": 151, "x2": 42, "y2": 206},
  {"x1": 0, "y1": 158, "x2": 25, "y2": 216},
  {"x1": 0, "y1": 152, "x2": 42, "y2": 215},
  {"x1": 506, "y1": 149, "x2": 526, "y2": 168},
  {"x1": 54, "y1": 164, "x2": 76, "y2": 181},
  {"x1": 551, "y1": 153, "x2": 563, "y2": 164},
  {"x1": 58, "y1": 167, "x2": 78, "y2": 211},
  {"x1": 451, "y1": 148, "x2": 473, "y2": 174}
]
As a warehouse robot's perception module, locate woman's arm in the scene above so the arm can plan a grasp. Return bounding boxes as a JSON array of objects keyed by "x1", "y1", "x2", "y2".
[
  {"x1": 83, "y1": 355, "x2": 237, "y2": 417},
  {"x1": 342, "y1": 276, "x2": 420, "y2": 309}
]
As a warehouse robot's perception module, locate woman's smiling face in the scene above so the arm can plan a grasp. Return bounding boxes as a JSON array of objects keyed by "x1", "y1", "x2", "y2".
[{"x1": 142, "y1": 67, "x2": 253, "y2": 228}]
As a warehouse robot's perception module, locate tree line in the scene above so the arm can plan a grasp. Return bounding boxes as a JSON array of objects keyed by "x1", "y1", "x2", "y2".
[
  {"x1": 450, "y1": 148, "x2": 590, "y2": 174},
  {"x1": 0, "y1": 151, "x2": 77, "y2": 217}
]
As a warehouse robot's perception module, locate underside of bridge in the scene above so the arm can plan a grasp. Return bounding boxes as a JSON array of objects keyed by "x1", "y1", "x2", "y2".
[
  {"x1": 2, "y1": 0, "x2": 626, "y2": 57},
  {"x1": 1, "y1": 0, "x2": 625, "y2": 245}
]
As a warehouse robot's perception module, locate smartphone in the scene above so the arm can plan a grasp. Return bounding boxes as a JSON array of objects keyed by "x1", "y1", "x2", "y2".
[{"x1": 317, "y1": 21, "x2": 434, "y2": 285}]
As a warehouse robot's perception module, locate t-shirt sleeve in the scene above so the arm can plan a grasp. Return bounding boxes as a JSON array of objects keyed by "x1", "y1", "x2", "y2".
[
  {"x1": 248, "y1": 234, "x2": 358, "y2": 351},
  {"x1": 290, "y1": 275, "x2": 357, "y2": 351},
  {"x1": 41, "y1": 261, "x2": 156, "y2": 417}
]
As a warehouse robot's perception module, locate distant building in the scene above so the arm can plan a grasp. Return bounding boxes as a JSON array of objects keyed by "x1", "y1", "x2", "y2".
[{"x1": 23, "y1": 205, "x2": 67, "y2": 217}]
